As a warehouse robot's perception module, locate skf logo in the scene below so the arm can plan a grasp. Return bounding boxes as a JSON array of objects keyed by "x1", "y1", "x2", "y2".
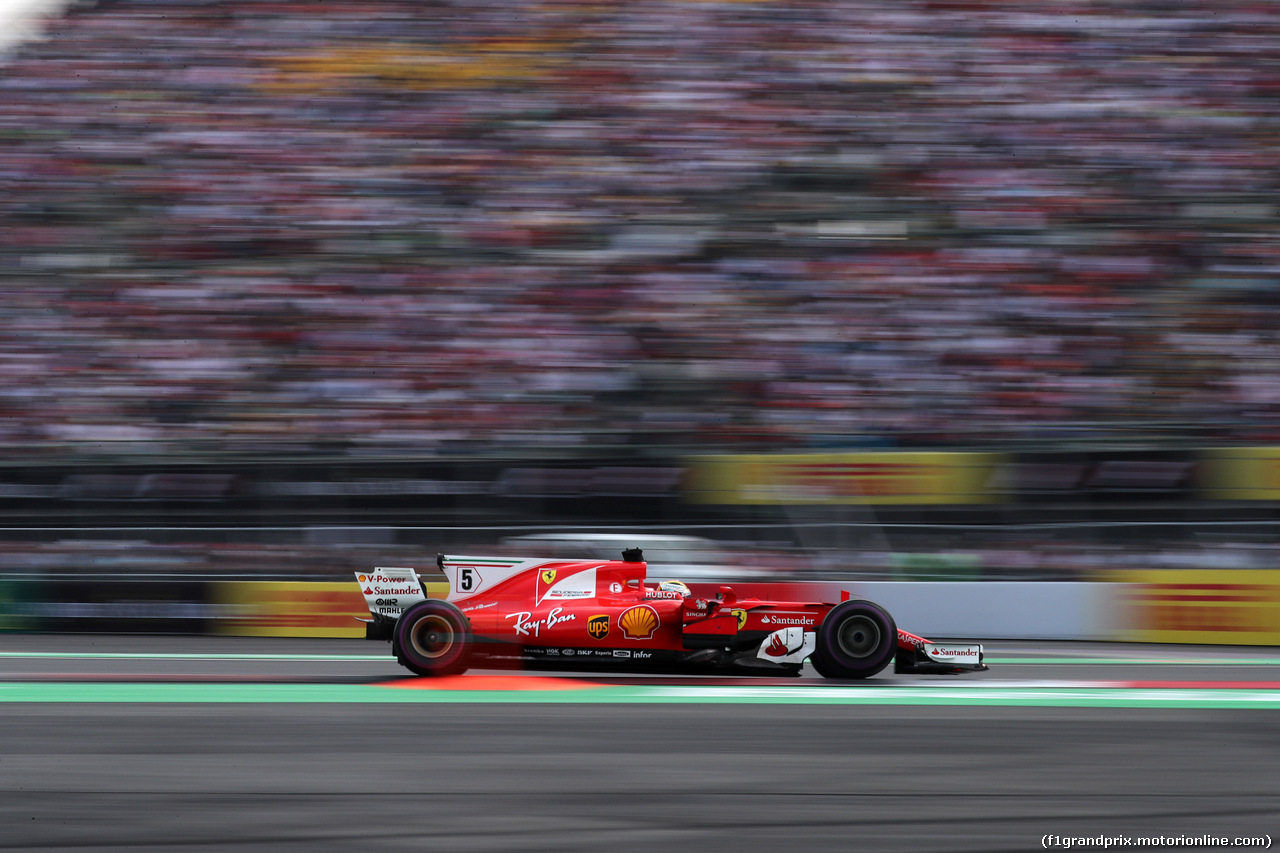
[
  {"x1": 619, "y1": 605, "x2": 660, "y2": 640},
  {"x1": 541, "y1": 570, "x2": 557, "y2": 585},
  {"x1": 731, "y1": 609, "x2": 748, "y2": 630},
  {"x1": 587, "y1": 614, "x2": 610, "y2": 640}
]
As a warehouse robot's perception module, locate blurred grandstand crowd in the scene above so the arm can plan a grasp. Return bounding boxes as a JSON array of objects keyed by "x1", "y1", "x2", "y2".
[
  {"x1": 2, "y1": 0, "x2": 1279, "y2": 458},
  {"x1": 7, "y1": 534, "x2": 1280, "y2": 583}
]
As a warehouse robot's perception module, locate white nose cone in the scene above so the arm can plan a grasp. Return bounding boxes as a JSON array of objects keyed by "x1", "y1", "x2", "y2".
[
  {"x1": 757, "y1": 627, "x2": 816, "y2": 664},
  {"x1": 923, "y1": 642, "x2": 984, "y2": 664}
]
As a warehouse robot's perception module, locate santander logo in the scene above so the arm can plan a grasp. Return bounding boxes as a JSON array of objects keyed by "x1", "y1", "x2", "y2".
[{"x1": 765, "y1": 633, "x2": 790, "y2": 657}]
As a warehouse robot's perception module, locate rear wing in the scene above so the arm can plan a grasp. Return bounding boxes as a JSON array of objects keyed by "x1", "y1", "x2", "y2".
[{"x1": 355, "y1": 568, "x2": 427, "y2": 639}]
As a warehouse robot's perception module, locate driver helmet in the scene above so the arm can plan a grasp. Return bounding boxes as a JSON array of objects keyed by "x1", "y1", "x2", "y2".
[{"x1": 658, "y1": 579, "x2": 691, "y2": 598}]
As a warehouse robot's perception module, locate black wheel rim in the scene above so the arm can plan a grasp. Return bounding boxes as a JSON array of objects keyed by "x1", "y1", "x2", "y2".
[
  {"x1": 836, "y1": 614, "x2": 881, "y2": 660},
  {"x1": 410, "y1": 614, "x2": 456, "y2": 660}
]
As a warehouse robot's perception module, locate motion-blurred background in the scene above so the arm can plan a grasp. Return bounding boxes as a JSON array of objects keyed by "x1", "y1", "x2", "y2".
[{"x1": 1, "y1": 0, "x2": 1277, "y2": 640}]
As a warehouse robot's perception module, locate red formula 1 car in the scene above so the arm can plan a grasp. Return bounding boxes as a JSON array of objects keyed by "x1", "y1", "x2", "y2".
[{"x1": 356, "y1": 549, "x2": 987, "y2": 679}]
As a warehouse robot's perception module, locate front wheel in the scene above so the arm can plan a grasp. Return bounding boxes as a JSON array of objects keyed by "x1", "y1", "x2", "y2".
[
  {"x1": 393, "y1": 600, "x2": 471, "y2": 676},
  {"x1": 812, "y1": 600, "x2": 897, "y2": 679}
]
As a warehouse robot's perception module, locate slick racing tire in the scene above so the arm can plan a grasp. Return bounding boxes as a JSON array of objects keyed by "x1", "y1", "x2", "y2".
[
  {"x1": 813, "y1": 600, "x2": 897, "y2": 680},
  {"x1": 807, "y1": 649, "x2": 837, "y2": 679},
  {"x1": 393, "y1": 600, "x2": 471, "y2": 676}
]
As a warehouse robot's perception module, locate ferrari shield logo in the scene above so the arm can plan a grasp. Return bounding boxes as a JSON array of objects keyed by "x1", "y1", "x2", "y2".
[
  {"x1": 587, "y1": 614, "x2": 609, "y2": 640},
  {"x1": 731, "y1": 609, "x2": 748, "y2": 630},
  {"x1": 541, "y1": 570, "x2": 557, "y2": 585}
]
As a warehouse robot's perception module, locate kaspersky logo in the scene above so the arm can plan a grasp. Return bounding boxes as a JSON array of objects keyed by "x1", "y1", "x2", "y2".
[{"x1": 587, "y1": 614, "x2": 609, "y2": 640}]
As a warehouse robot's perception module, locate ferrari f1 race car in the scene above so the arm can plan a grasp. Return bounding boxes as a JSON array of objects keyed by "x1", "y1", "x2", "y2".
[{"x1": 356, "y1": 550, "x2": 987, "y2": 679}]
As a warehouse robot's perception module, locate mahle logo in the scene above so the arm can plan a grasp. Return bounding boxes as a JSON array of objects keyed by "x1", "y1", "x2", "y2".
[{"x1": 587, "y1": 614, "x2": 610, "y2": 640}]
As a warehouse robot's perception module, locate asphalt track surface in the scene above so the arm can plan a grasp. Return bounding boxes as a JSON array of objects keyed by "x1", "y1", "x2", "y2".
[{"x1": 2, "y1": 636, "x2": 1278, "y2": 853}]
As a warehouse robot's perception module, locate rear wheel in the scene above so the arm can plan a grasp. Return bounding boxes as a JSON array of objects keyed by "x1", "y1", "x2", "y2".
[
  {"x1": 393, "y1": 600, "x2": 471, "y2": 676},
  {"x1": 813, "y1": 600, "x2": 897, "y2": 679}
]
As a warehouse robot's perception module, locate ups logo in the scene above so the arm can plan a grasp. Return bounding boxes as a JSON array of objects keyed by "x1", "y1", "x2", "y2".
[{"x1": 587, "y1": 614, "x2": 610, "y2": 640}]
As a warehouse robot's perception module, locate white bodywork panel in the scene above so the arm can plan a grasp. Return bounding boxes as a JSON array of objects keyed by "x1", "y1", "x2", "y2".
[
  {"x1": 757, "y1": 627, "x2": 816, "y2": 665},
  {"x1": 923, "y1": 642, "x2": 984, "y2": 664},
  {"x1": 438, "y1": 556, "x2": 607, "y2": 603},
  {"x1": 438, "y1": 556, "x2": 550, "y2": 602},
  {"x1": 355, "y1": 568, "x2": 426, "y2": 618}
]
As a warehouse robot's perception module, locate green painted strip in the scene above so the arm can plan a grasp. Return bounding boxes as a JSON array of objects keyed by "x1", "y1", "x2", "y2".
[
  {"x1": 4, "y1": 651, "x2": 1277, "y2": 666},
  {"x1": 0, "y1": 683, "x2": 616, "y2": 704},
  {"x1": 1, "y1": 682, "x2": 1278, "y2": 708},
  {"x1": 615, "y1": 687, "x2": 1280, "y2": 709}
]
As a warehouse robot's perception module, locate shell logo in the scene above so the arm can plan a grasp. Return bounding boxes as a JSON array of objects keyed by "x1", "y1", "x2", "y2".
[
  {"x1": 358, "y1": 575, "x2": 368, "y2": 583},
  {"x1": 618, "y1": 605, "x2": 660, "y2": 640}
]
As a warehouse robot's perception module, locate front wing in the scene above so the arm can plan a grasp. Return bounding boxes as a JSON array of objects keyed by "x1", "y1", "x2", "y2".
[{"x1": 894, "y1": 640, "x2": 987, "y2": 674}]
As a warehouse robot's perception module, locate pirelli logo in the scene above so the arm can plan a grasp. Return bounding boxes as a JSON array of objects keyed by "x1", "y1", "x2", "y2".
[
  {"x1": 1129, "y1": 584, "x2": 1278, "y2": 634},
  {"x1": 684, "y1": 452, "x2": 1005, "y2": 506},
  {"x1": 1116, "y1": 571, "x2": 1280, "y2": 644},
  {"x1": 778, "y1": 462, "x2": 936, "y2": 499}
]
